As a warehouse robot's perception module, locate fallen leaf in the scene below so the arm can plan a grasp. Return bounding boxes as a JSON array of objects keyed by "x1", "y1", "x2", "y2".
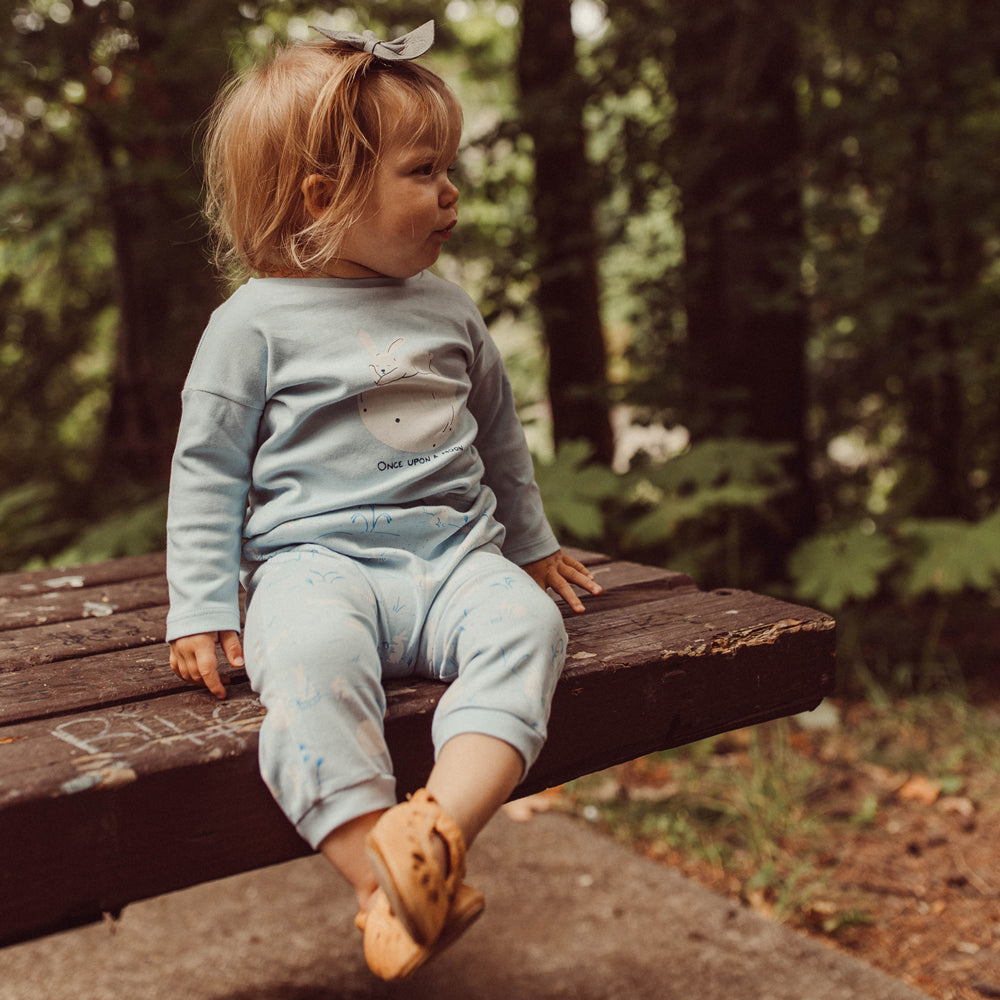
[{"x1": 897, "y1": 775, "x2": 942, "y2": 805}]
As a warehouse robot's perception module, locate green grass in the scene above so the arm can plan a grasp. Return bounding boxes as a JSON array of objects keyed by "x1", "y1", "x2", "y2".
[{"x1": 558, "y1": 692, "x2": 1000, "y2": 934}]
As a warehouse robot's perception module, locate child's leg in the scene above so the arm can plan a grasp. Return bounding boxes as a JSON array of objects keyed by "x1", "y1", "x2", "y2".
[
  {"x1": 418, "y1": 555, "x2": 565, "y2": 862},
  {"x1": 425, "y1": 732, "x2": 523, "y2": 849},
  {"x1": 317, "y1": 809, "x2": 384, "y2": 911},
  {"x1": 242, "y1": 547, "x2": 396, "y2": 909},
  {"x1": 353, "y1": 733, "x2": 522, "y2": 909},
  {"x1": 362, "y1": 548, "x2": 565, "y2": 958},
  {"x1": 423, "y1": 545, "x2": 568, "y2": 801}
]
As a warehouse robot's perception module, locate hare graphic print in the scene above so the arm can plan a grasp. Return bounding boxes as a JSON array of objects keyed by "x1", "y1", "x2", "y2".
[{"x1": 357, "y1": 330, "x2": 458, "y2": 452}]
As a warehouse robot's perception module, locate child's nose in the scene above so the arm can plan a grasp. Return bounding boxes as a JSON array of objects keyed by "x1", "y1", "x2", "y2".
[{"x1": 440, "y1": 179, "x2": 459, "y2": 207}]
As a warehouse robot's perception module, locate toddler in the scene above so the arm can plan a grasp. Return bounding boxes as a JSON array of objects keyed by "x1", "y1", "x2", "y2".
[{"x1": 166, "y1": 20, "x2": 600, "y2": 981}]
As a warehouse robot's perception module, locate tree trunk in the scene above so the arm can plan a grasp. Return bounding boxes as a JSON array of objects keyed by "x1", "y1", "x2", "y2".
[
  {"x1": 671, "y1": 0, "x2": 816, "y2": 544},
  {"x1": 517, "y1": 0, "x2": 614, "y2": 464},
  {"x1": 87, "y1": 13, "x2": 228, "y2": 492},
  {"x1": 96, "y1": 165, "x2": 220, "y2": 486},
  {"x1": 890, "y1": 115, "x2": 973, "y2": 518}
]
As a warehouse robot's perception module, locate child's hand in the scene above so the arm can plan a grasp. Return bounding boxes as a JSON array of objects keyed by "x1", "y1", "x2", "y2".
[
  {"x1": 169, "y1": 630, "x2": 244, "y2": 700},
  {"x1": 523, "y1": 550, "x2": 602, "y2": 613}
]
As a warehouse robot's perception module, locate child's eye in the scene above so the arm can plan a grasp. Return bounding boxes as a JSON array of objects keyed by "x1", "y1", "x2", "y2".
[{"x1": 413, "y1": 163, "x2": 435, "y2": 176}]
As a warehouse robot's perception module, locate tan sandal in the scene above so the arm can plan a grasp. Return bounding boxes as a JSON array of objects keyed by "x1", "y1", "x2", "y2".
[
  {"x1": 356, "y1": 884, "x2": 485, "y2": 981},
  {"x1": 364, "y1": 788, "x2": 466, "y2": 946}
]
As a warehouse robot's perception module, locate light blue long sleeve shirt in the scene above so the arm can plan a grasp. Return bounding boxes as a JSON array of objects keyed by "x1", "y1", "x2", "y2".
[{"x1": 165, "y1": 271, "x2": 558, "y2": 642}]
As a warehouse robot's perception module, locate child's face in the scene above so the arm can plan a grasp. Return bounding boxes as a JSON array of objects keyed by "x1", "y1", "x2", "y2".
[{"x1": 328, "y1": 127, "x2": 460, "y2": 280}]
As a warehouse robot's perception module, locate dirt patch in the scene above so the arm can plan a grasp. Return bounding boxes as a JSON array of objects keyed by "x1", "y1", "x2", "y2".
[{"x1": 555, "y1": 693, "x2": 1000, "y2": 1000}]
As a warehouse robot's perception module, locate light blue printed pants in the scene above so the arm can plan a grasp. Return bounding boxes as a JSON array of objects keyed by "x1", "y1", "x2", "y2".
[{"x1": 242, "y1": 540, "x2": 567, "y2": 849}]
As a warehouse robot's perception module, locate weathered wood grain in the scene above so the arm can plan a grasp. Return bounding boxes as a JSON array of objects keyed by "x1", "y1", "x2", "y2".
[
  {"x1": 0, "y1": 608, "x2": 166, "y2": 671},
  {"x1": 0, "y1": 550, "x2": 835, "y2": 947},
  {"x1": 0, "y1": 575, "x2": 168, "y2": 632},
  {"x1": 0, "y1": 552, "x2": 166, "y2": 600},
  {"x1": 0, "y1": 646, "x2": 180, "y2": 725}
]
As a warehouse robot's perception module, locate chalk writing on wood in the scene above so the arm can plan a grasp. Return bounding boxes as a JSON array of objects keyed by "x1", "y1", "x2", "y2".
[{"x1": 48, "y1": 701, "x2": 266, "y2": 794}]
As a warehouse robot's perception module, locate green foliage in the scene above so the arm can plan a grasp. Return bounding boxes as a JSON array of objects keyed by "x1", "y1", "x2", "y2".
[
  {"x1": 624, "y1": 439, "x2": 793, "y2": 548},
  {"x1": 1, "y1": 481, "x2": 167, "y2": 571},
  {"x1": 533, "y1": 436, "x2": 797, "y2": 590},
  {"x1": 789, "y1": 508, "x2": 1000, "y2": 612},
  {"x1": 788, "y1": 526, "x2": 896, "y2": 610},
  {"x1": 898, "y1": 511, "x2": 1000, "y2": 597},
  {"x1": 614, "y1": 439, "x2": 795, "y2": 589},
  {"x1": 789, "y1": 507, "x2": 1000, "y2": 693},
  {"x1": 532, "y1": 440, "x2": 619, "y2": 543},
  {"x1": 40, "y1": 494, "x2": 168, "y2": 569},
  {"x1": 0, "y1": 482, "x2": 83, "y2": 568}
]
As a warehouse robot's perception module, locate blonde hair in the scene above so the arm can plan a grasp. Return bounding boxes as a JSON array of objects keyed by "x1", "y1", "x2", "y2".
[{"x1": 202, "y1": 39, "x2": 463, "y2": 276}]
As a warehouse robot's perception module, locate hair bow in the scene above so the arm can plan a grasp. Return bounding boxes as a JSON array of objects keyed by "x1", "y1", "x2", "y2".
[{"x1": 310, "y1": 20, "x2": 435, "y2": 61}]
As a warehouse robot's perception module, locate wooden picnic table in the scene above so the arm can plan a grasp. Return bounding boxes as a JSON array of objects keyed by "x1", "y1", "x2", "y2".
[{"x1": 0, "y1": 549, "x2": 835, "y2": 947}]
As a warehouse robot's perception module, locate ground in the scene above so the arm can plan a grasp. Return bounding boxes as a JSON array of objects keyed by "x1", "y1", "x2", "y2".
[{"x1": 531, "y1": 684, "x2": 1000, "y2": 1000}]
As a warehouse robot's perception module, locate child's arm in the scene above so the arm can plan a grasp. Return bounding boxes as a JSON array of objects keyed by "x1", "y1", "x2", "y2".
[
  {"x1": 169, "y1": 630, "x2": 244, "y2": 700},
  {"x1": 522, "y1": 549, "x2": 602, "y2": 614},
  {"x1": 166, "y1": 302, "x2": 265, "y2": 661}
]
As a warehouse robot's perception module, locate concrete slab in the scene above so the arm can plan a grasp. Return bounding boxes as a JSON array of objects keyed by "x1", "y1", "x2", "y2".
[{"x1": 0, "y1": 811, "x2": 930, "y2": 1000}]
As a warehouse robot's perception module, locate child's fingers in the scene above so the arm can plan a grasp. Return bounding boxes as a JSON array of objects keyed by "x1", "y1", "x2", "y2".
[
  {"x1": 195, "y1": 648, "x2": 227, "y2": 700},
  {"x1": 220, "y1": 629, "x2": 245, "y2": 668},
  {"x1": 170, "y1": 634, "x2": 228, "y2": 699},
  {"x1": 557, "y1": 558, "x2": 602, "y2": 598},
  {"x1": 544, "y1": 572, "x2": 583, "y2": 612},
  {"x1": 523, "y1": 551, "x2": 601, "y2": 610},
  {"x1": 571, "y1": 564, "x2": 602, "y2": 596},
  {"x1": 170, "y1": 642, "x2": 200, "y2": 684},
  {"x1": 547, "y1": 569, "x2": 588, "y2": 613}
]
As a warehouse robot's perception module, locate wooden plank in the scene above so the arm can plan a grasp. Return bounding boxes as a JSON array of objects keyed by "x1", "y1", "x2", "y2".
[
  {"x1": 0, "y1": 646, "x2": 182, "y2": 726},
  {"x1": 559, "y1": 587, "x2": 833, "y2": 673},
  {"x1": 0, "y1": 553, "x2": 166, "y2": 600},
  {"x1": 0, "y1": 584, "x2": 814, "y2": 728},
  {"x1": 0, "y1": 575, "x2": 168, "y2": 632},
  {"x1": 0, "y1": 548, "x2": 604, "y2": 600},
  {"x1": 0, "y1": 558, "x2": 692, "y2": 715},
  {"x1": 583, "y1": 558, "x2": 689, "y2": 590},
  {"x1": 530, "y1": 611, "x2": 834, "y2": 792},
  {"x1": 0, "y1": 551, "x2": 836, "y2": 946},
  {"x1": 0, "y1": 577, "x2": 834, "y2": 946},
  {"x1": 0, "y1": 608, "x2": 166, "y2": 671}
]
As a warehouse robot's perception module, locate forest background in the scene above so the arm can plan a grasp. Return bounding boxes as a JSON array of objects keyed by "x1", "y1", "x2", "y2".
[{"x1": 3, "y1": 0, "x2": 1000, "y2": 697}]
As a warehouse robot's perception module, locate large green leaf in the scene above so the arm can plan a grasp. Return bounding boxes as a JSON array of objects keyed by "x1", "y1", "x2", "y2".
[
  {"x1": 623, "y1": 438, "x2": 794, "y2": 548},
  {"x1": 898, "y1": 512, "x2": 1000, "y2": 597},
  {"x1": 788, "y1": 527, "x2": 896, "y2": 610}
]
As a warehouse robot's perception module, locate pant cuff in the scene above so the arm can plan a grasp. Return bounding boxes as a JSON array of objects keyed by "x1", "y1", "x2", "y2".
[
  {"x1": 294, "y1": 773, "x2": 398, "y2": 850},
  {"x1": 432, "y1": 705, "x2": 547, "y2": 782}
]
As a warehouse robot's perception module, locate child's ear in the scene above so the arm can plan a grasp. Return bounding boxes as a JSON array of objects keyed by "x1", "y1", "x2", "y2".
[{"x1": 301, "y1": 174, "x2": 334, "y2": 219}]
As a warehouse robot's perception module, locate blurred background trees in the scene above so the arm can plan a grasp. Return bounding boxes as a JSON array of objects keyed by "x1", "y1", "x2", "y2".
[{"x1": 4, "y1": 0, "x2": 1000, "y2": 690}]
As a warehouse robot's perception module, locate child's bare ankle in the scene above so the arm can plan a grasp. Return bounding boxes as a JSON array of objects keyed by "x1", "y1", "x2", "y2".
[
  {"x1": 431, "y1": 830, "x2": 450, "y2": 877},
  {"x1": 356, "y1": 883, "x2": 379, "y2": 913}
]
